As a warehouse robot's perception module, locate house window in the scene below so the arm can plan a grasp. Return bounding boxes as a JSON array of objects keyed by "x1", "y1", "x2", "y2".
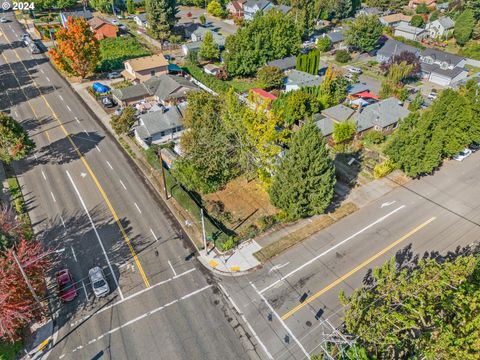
[
  {"x1": 424, "y1": 57, "x2": 433, "y2": 64},
  {"x1": 440, "y1": 61, "x2": 449, "y2": 70},
  {"x1": 160, "y1": 131, "x2": 166, "y2": 137},
  {"x1": 150, "y1": 70, "x2": 155, "y2": 76}
]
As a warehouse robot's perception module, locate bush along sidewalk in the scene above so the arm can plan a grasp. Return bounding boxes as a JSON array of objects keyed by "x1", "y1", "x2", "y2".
[{"x1": 5, "y1": 166, "x2": 33, "y2": 240}]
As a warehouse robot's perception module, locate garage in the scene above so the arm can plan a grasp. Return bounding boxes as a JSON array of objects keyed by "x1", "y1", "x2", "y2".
[{"x1": 429, "y1": 72, "x2": 451, "y2": 87}]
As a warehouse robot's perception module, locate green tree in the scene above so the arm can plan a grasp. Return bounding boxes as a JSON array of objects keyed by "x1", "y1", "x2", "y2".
[
  {"x1": 366, "y1": 0, "x2": 407, "y2": 11},
  {"x1": 257, "y1": 66, "x2": 285, "y2": 90},
  {"x1": 429, "y1": 10, "x2": 439, "y2": 22},
  {"x1": 380, "y1": 61, "x2": 414, "y2": 98},
  {"x1": 415, "y1": 2, "x2": 429, "y2": 14},
  {"x1": 199, "y1": 14, "x2": 206, "y2": 25},
  {"x1": 110, "y1": 107, "x2": 136, "y2": 135},
  {"x1": 296, "y1": 48, "x2": 320, "y2": 75},
  {"x1": 127, "y1": 0, "x2": 135, "y2": 13},
  {"x1": 333, "y1": 121, "x2": 356, "y2": 143},
  {"x1": 316, "y1": 36, "x2": 331, "y2": 52},
  {"x1": 145, "y1": 0, "x2": 177, "y2": 42},
  {"x1": 410, "y1": 14, "x2": 424, "y2": 27},
  {"x1": 0, "y1": 113, "x2": 35, "y2": 164},
  {"x1": 199, "y1": 31, "x2": 220, "y2": 61},
  {"x1": 340, "y1": 255, "x2": 480, "y2": 359},
  {"x1": 272, "y1": 90, "x2": 320, "y2": 125},
  {"x1": 316, "y1": 64, "x2": 349, "y2": 107},
  {"x1": 172, "y1": 92, "x2": 241, "y2": 193},
  {"x1": 224, "y1": 9, "x2": 302, "y2": 77},
  {"x1": 345, "y1": 14, "x2": 383, "y2": 52},
  {"x1": 454, "y1": 9, "x2": 476, "y2": 46},
  {"x1": 207, "y1": 0, "x2": 225, "y2": 17},
  {"x1": 269, "y1": 121, "x2": 335, "y2": 220},
  {"x1": 89, "y1": 0, "x2": 124, "y2": 13},
  {"x1": 335, "y1": 49, "x2": 351, "y2": 63}
]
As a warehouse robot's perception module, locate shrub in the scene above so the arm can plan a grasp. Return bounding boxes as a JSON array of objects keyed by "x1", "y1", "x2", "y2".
[
  {"x1": 335, "y1": 50, "x2": 351, "y2": 63},
  {"x1": 316, "y1": 36, "x2": 331, "y2": 52},
  {"x1": 333, "y1": 121, "x2": 356, "y2": 143},
  {"x1": 256, "y1": 215, "x2": 276, "y2": 231},
  {"x1": 374, "y1": 159, "x2": 397, "y2": 179},
  {"x1": 207, "y1": 0, "x2": 226, "y2": 18},
  {"x1": 363, "y1": 130, "x2": 386, "y2": 145},
  {"x1": 221, "y1": 237, "x2": 237, "y2": 251},
  {"x1": 410, "y1": 15, "x2": 424, "y2": 28}
]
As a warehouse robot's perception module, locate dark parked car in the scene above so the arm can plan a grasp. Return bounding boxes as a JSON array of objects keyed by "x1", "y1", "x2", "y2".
[
  {"x1": 56, "y1": 269, "x2": 77, "y2": 302},
  {"x1": 469, "y1": 142, "x2": 480, "y2": 152}
]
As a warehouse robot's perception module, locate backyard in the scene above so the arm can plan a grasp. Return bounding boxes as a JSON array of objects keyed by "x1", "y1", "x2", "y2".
[{"x1": 96, "y1": 35, "x2": 152, "y2": 72}]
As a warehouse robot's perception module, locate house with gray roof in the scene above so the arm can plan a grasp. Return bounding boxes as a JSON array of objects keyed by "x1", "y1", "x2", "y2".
[
  {"x1": 426, "y1": 16, "x2": 454, "y2": 38},
  {"x1": 420, "y1": 48, "x2": 467, "y2": 87},
  {"x1": 285, "y1": 70, "x2": 323, "y2": 92},
  {"x1": 266, "y1": 55, "x2": 297, "y2": 72},
  {"x1": 354, "y1": 97, "x2": 409, "y2": 133},
  {"x1": 134, "y1": 13, "x2": 148, "y2": 28},
  {"x1": 346, "y1": 82, "x2": 370, "y2": 96},
  {"x1": 60, "y1": 10, "x2": 93, "y2": 27},
  {"x1": 394, "y1": 23, "x2": 428, "y2": 41},
  {"x1": 314, "y1": 113, "x2": 334, "y2": 137},
  {"x1": 274, "y1": 4, "x2": 291, "y2": 14},
  {"x1": 111, "y1": 75, "x2": 198, "y2": 106},
  {"x1": 376, "y1": 38, "x2": 420, "y2": 63},
  {"x1": 243, "y1": 0, "x2": 274, "y2": 20},
  {"x1": 191, "y1": 26, "x2": 226, "y2": 47},
  {"x1": 321, "y1": 104, "x2": 356, "y2": 123},
  {"x1": 322, "y1": 30, "x2": 346, "y2": 49},
  {"x1": 134, "y1": 104, "x2": 187, "y2": 149}
]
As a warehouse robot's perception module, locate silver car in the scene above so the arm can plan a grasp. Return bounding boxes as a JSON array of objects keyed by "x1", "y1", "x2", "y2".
[{"x1": 88, "y1": 267, "x2": 110, "y2": 298}]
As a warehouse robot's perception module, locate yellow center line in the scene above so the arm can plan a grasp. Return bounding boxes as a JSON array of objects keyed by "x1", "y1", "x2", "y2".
[
  {"x1": 1, "y1": 30, "x2": 151, "y2": 288},
  {"x1": 280, "y1": 216, "x2": 436, "y2": 320}
]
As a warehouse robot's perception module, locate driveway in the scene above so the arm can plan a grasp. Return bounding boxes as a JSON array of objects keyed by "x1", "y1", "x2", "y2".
[{"x1": 177, "y1": 6, "x2": 238, "y2": 37}]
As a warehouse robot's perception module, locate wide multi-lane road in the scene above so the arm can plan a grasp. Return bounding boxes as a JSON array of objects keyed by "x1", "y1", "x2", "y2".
[
  {"x1": 0, "y1": 13, "x2": 251, "y2": 360},
  {"x1": 222, "y1": 141, "x2": 480, "y2": 357}
]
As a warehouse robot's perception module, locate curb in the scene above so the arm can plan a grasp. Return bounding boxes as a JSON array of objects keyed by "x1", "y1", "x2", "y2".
[{"x1": 196, "y1": 253, "x2": 258, "y2": 277}]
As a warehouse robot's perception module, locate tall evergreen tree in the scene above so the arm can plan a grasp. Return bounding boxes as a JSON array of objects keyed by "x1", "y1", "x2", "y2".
[
  {"x1": 269, "y1": 121, "x2": 336, "y2": 220},
  {"x1": 199, "y1": 31, "x2": 220, "y2": 61},
  {"x1": 145, "y1": 0, "x2": 177, "y2": 42}
]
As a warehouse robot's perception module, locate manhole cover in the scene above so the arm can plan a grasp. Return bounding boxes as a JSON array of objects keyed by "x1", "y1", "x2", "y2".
[{"x1": 306, "y1": 321, "x2": 312, "y2": 327}]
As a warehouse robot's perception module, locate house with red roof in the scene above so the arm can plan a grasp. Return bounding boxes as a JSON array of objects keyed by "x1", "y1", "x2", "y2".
[
  {"x1": 88, "y1": 17, "x2": 118, "y2": 40},
  {"x1": 227, "y1": 0, "x2": 247, "y2": 18},
  {"x1": 249, "y1": 88, "x2": 277, "y2": 109}
]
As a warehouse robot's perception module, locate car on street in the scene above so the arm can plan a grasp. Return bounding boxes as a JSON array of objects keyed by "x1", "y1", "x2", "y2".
[
  {"x1": 101, "y1": 97, "x2": 115, "y2": 108},
  {"x1": 107, "y1": 71, "x2": 121, "y2": 79},
  {"x1": 347, "y1": 66, "x2": 362, "y2": 74},
  {"x1": 88, "y1": 266, "x2": 110, "y2": 298},
  {"x1": 0, "y1": 17, "x2": 8, "y2": 23},
  {"x1": 56, "y1": 269, "x2": 77, "y2": 302},
  {"x1": 453, "y1": 148, "x2": 472, "y2": 161},
  {"x1": 428, "y1": 89, "x2": 438, "y2": 100},
  {"x1": 469, "y1": 142, "x2": 480, "y2": 152}
]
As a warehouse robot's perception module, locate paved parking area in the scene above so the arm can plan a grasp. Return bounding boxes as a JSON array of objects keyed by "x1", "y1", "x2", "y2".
[{"x1": 177, "y1": 6, "x2": 238, "y2": 37}]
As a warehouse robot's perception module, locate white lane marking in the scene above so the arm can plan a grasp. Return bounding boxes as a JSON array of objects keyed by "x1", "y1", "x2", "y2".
[
  {"x1": 74, "y1": 116, "x2": 80, "y2": 124},
  {"x1": 381, "y1": 201, "x2": 396, "y2": 208},
  {"x1": 134, "y1": 202, "x2": 142, "y2": 214},
  {"x1": 119, "y1": 180, "x2": 127, "y2": 190},
  {"x1": 39, "y1": 68, "x2": 44, "y2": 74},
  {"x1": 69, "y1": 268, "x2": 196, "y2": 327},
  {"x1": 83, "y1": 129, "x2": 89, "y2": 137},
  {"x1": 66, "y1": 170, "x2": 124, "y2": 300},
  {"x1": 95, "y1": 145, "x2": 101, "y2": 153},
  {"x1": 268, "y1": 262, "x2": 290, "y2": 273},
  {"x1": 219, "y1": 284, "x2": 274, "y2": 360},
  {"x1": 252, "y1": 283, "x2": 310, "y2": 359},
  {"x1": 66, "y1": 105, "x2": 72, "y2": 112},
  {"x1": 80, "y1": 172, "x2": 87, "y2": 178},
  {"x1": 81, "y1": 280, "x2": 88, "y2": 300},
  {"x1": 60, "y1": 215, "x2": 66, "y2": 228},
  {"x1": 58, "y1": 95, "x2": 63, "y2": 101},
  {"x1": 71, "y1": 246, "x2": 77, "y2": 262},
  {"x1": 70, "y1": 285, "x2": 211, "y2": 354},
  {"x1": 58, "y1": 354, "x2": 65, "y2": 359},
  {"x1": 50, "y1": 192, "x2": 56, "y2": 203},
  {"x1": 46, "y1": 76, "x2": 50, "y2": 82},
  {"x1": 150, "y1": 228, "x2": 157, "y2": 241},
  {"x1": 106, "y1": 160, "x2": 113, "y2": 170},
  {"x1": 41, "y1": 170, "x2": 47, "y2": 180},
  {"x1": 168, "y1": 260, "x2": 177, "y2": 276},
  {"x1": 259, "y1": 205, "x2": 406, "y2": 294}
]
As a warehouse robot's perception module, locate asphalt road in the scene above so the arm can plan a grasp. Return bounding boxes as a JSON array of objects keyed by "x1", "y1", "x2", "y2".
[
  {"x1": 0, "y1": 14, "x2": 250, "y2": 360},
  {"x1": 222, "y1": 146, "x2": 480, "y2": 358}
]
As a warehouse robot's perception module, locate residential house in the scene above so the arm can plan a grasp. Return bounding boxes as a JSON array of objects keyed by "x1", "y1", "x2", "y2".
[
  {"x1": 313, "y1": 104, "x2": 355, "y2": 139},
  {"x1": 134, "y1": 103, "x2": 187, "y2": 149},
  {"x1": 191, "y1": 26, "x2": 226, "y2": 47},
  {"x1": 408, "y1": 0, "x2": 436, "y2": 9},
  {"x1": 425, "y1": 16, "x2": 454, "y2": 38},
  {"x1": 134, "y1": 13, "x2": 148, "y2": 28},
  {"x1": 60, "y1": 10, "x2": 93, "y2": 27},
  {"x1": 249, "y1": 88, "x2": 277, "y2": 109},
  {"x1": 182, "y1": 41, "x2": 203, "y2": 56},
  {"x1": 346, "y1": 83, "x2": 370, "y2": 97},
  {"x1": 285, "y1": 70, "x2": 323, "y2": 92},
  {"x1": 314, "y1": 113, "x2": 334, "y2": 137},
  {"x1": 227, "y1": 0, "x2": 246, "y2": 18},
  {"x1": 111, "y1": 74, "x2": 198, "y2": 106},
  {"x1": 266, "y1": 55, "x2": 297, "y2": 72},
  {"x1": 121, "y1": 54, "x2": 169, "y2": 83},
  {"x1": 379, "y1": 13, "x2": 412, "y2": 27},
  {"x1": 322, "y1": 30, "x2": 346, "y2": 50},
  {"x1": 204, "y1": 63, "x2": 222, "y2": 76},
  {"x1": 356, "y1": 6, "x2": 380, "y2": 16},
  {"x1": 420, "y1": 48, "x2": 468, "y2": 86},
  {"x1": 355, "y1": 97, "x2": 409, "y2": 134},
  {"x1": 436, "y1": 2, "x2": 449, "y2": 12},
  {"x1": 394, "y1": 23, "x2": 428, "y2": 41},
  {"x1": 376, "y1": 38, "x2": 420, "y2": 63},
  {"x1": 88, "y1": 17, "x2": 118, "y2": 40},
  {"x1": 243, "y1": 0, "x2": 274, "y2": 21},
  {"x1": 274, "y1": 4, "x2": 291, "y2": 14}
]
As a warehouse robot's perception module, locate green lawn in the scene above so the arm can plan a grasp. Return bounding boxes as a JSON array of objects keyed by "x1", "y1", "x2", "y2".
[
  {"x1": 97, "y1": 36, "x2": 152, "y2": 73},
  {"x1": 0, "y1": 340, "x2": 23, "y2": 360}
]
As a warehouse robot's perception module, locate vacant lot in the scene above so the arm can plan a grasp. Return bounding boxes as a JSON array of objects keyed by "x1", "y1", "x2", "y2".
[{"x1": 97, "y1": 36, "x2": 151, "y2": 72}]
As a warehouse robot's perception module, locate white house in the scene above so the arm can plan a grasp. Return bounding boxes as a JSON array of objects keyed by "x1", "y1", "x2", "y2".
[
  {"x1": 425, "y1": 17, "x2": 454, "y2": 38},
  {"x1": 394, "y1": 23, "x2": 428, "y2": 41},
  {"x1": 243, "y1": 0, "x2": 273, "y2": 20},
  {"x1": 420, "y1": 48, "x2": 468, "y2": 87},
  {"x1": 204, "y1": 64, "x2": 221, "y2": 75},
  {"x1": 134, "y1": 13, "x2": 148, "y2": 28}
]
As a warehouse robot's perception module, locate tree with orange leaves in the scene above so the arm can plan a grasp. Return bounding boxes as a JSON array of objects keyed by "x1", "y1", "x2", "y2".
[{"x1": 49, "y1": 16, "x2": 100, "y2": 78}]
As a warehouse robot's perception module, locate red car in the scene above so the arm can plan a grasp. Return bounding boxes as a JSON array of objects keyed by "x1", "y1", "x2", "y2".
[{"x1": 56, "y1": 269, "x2": 77, "y2": 302}]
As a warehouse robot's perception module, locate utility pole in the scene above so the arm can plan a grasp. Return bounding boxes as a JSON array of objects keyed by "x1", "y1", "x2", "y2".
[
  {"x1": 200, "y1": 208, "x2": 207, "y2": 251},
  {"x1": 12, "y1": 252, "x2": 42, "y2": 309},
  {"x1": 160, "y1": 159, "x2": 169, "y2": 199}
]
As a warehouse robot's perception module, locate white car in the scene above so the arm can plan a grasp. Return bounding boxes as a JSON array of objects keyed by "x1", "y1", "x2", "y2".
[
  {"x1": 0, "y1": 17, "x2": 8, "y2": 23},
  {"x1": 107, "y1": 71, "x2": 121, "y2": 79},
  {"x1": 88, "y1": 267, "x2": 110, "y2": 298},
  {"x1": 428, "y1": 89, "x2": 438, "y2": 100},
  {"x1": 347, "y1": 66, "x2": 362, "y2": 74},
  {"x1": 453, "y1": 148, "x2": 472, "y2": 162}
]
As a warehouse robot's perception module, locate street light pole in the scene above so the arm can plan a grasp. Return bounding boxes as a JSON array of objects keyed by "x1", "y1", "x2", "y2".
[{"x1": 12, "y1": 252, "x2": 42, "y2": 309}]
